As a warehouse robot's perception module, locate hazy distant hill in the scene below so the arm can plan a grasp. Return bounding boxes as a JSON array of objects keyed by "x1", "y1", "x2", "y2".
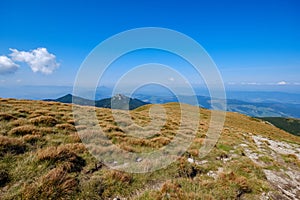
[
  {"x1": 133, "y1": 94, "x2": 300, "y2": 118},
  {"x1": 95, "y1": 94, "x2": 149, "y2": 110},
  {"x1": 45, "y1": 94, "x2": 149, "y2": 110},
  {"x1": 45, "y1": 93, "x2": 300, "y2": 118},
  {"x1": 260, "y1": 117, "x2": 300, "y2": 136}
]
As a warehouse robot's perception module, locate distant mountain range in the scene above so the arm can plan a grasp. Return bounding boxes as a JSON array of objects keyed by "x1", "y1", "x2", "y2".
[
  {"x1": 132, "y1": 94, "x2": 300, "y2": 118},
  {"x1": 45, "y1": 94, "x2": 149, "y2": 110},
  {"x1": 45, "y1": 93, "x2": 300, "y2": 118}
]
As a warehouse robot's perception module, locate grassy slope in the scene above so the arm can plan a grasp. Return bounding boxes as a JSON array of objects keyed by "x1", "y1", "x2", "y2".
[{"x1": 0, "y1": 98, "x2": 299, "y2": 199}]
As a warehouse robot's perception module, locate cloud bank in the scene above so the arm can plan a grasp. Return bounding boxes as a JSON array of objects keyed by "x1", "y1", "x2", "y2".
[
  {"x1": 0, "y1": 56, "x2": 19, "y2": 75},
  {"x1": 277, "y1": 81, "x2": 287, "y2": 85},
  {"x1": 9, "y1": 48, "x2": 59, "y2": 74}
]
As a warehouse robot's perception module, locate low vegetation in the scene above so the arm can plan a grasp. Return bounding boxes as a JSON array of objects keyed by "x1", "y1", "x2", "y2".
[
  {"x1": 259, "y1": 117, "x2": 300, "y2": 136},
  {"x1": 0, "y1": 98, "x2": 299, "y2": 199}
]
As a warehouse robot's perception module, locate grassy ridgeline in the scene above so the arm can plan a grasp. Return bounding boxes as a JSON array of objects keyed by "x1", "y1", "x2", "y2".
[{"x1": 0, "y1": 98, "x2": 300, "y2": 199}]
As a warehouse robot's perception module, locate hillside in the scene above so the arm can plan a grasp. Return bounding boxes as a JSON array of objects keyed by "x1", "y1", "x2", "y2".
[
  {"x1": 0, "y1": 98, "x2": 300, "y2": 199},
  {"x1": 260, "y1": 117, "x2": 300, "y2": 136},
  {"x1": 45, "y1": 94, "x2": 149, "y2": 110}
]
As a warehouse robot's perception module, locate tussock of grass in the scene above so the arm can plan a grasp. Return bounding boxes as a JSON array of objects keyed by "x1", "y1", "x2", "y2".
[
  {"x1": 22, "y1": 167, "x2": 78, "y2": 199},
  {"x1": 39, "y1": 127, "x2": 55, "y2": 134},
  {"x1": 63, "y1": 143, "x2": 87, "y2": 154},
  {"x1": 186, "y1": 148, "x2": 199, "y2": 157},
  {"x1": 0, "y1": 113, "x2": 16, "y2": 121},
  {"x1": 67, "y1": 119, "x2": 75, "y2": 125},
  {"x1": 68, "y1": 133, "x2": 82, "y2": 143},
  {"x1": 97, "y1": 169, "x2": 133, "y2": 198},
  {"x1": 106, "y1": 170, "x2": 133, "y2": 183},
  {"x1": 0, "y1": 135, "x2": 26, "y2": 155},
  {"x1": 37, "y1": 145, "x2": 86, "y2": 172},
  {"x1": 8, "y1": 125, "x2": 41, "y2": 136},
  {"x1": 75, "y1": 125, "x2": 87, "y2": 131},
  {"x1": 22, "y1": 134, "x2": 42, "y2": 144},
  {"x1": 55, "y1": 123, "x2": 76, "y2": 132},
  {"x1": 29, "y1": 116, "x2": 58, "y2": 126},
  {"x1": 159, "y1": 180, "x2": 186, "y2": 199},
  {"x1": 218, "y1": 171, "x2": 252, "y2": 196},
  {"x1": 9, "y1": 118, "x2": 28, "y2": 127},
  {"x1": 178, "y1": 157, "x2": 203, "y2": 178},
  {"x1": 150, "y1": 136, "x2": 171, "y2": 146}
]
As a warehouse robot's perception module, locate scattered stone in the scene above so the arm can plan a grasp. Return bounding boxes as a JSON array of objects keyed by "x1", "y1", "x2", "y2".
[
  {"x1": 195, "y1": 160, "x2": 208, "y2": 165},
  {"x1": 187, "y1": 158, "x2": 194, "y2": 163},
  {"x1": 259, "y1": 192, "x2": 270, "y2": 200},
  {"x1": 207, "y1": 171, "x2": 216, "y2": 178},
  {"x1": 136, "y1": 157, "x2": 142, "y2": 162},
  {"x1": 240, "y1": 143, "x2": 248, "y2": 147},
  {"x1": 206, "y1": 168, "x2": 223, "y2": 180}
]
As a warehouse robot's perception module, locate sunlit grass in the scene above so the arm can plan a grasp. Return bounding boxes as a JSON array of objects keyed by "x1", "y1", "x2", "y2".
[{"x1": 0, "y1": 97, "x2": 299, "y2": 199}]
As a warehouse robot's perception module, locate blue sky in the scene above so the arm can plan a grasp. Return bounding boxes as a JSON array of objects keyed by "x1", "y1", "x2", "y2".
[{"x1": 0, "y1": 0, "x2": 299, "y2": 93}]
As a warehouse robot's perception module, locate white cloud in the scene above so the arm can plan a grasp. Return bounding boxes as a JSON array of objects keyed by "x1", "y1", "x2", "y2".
[
  {"x1": 10, "y1": 47, "x2": 59, "y2": 74},
  {"x1": 227, "y1": 82, "x2": 236, "y2": 85},
  {"x1": 277, "y1": 81, "x2": 287, "y2": 85},
  {"x1": 240, "y1": 82, "x2": 260, "y2": 85},
  {"x1": 0, "y1": 55, "x2": 19, "y2": 75},
  {"x1": 168, "y1": 77, "x2": 175, "y2": 81}
]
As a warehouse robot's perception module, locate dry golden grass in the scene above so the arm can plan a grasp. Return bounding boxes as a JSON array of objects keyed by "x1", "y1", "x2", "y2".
[
  {"x1": 0, "y1": 135, "x2": 26, "y2": 155},
  {"x1": 224, "y1": 112, "x2": 299, "y2": 142},
  {"x1": 106, "y1": 170, "x2": 133, "y2": 183},
  {"x1": 22, "y1": 167, "x2": 78, "y2": 200},
  {"x1": 62, "y1": 143, "x2": 87, "y2": 154},
  {"x1": 8, "y1": 125, "x2": 41, "y2": 136},
  {"x1": 218, "y1": 171, "x2": 252, "y2": 195},
  {"x1": 159, "y1": 180, "x2": 186, "y2": 199},
  {"x1": 150, "y1": 136, "x2": 171, "y2": 146},
  {"x1": 178, "y1": 157, "x2": 203, "y2": 178},
  {"x1": 0, "y1": 113, "x2": 16, "y2": 121},
  {"x1": 69, "y1": 133, "x2": 82, "y2": 143},
  {"x1": 39, "y1": 127, "x2": 55, "y2": 134},
  {"x1": 37, "y1": 145, "x2": 86, "y2": 172},
  {"x1": 16, "y1": 108, "x2": 30, "y2": 114},
  {"x1": 56, "y1": 123, "x2": 76, "y2": 132},
  {"x1": 0, "y1": 97, "x2": 299, "y2": 199},
  {"x1": 22, "y1": 134, "x2": 42, "y2": 144},
  {"x1": 29, "y1": 116, "x2": 58, "y2": 126},
  {"x1": 67, "y1": 119, "x2": 75, "y2": 125},
  {"x1": 9, "y1": 118, "x2": 28, "y2": 127},
  {"x1": 75, "y1": 124, "x2": 87, "y2": 131}
]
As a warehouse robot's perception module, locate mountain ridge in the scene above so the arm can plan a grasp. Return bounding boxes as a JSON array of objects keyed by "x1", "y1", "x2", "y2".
[{"x1": 44, "y1": 93, "x2": 149, "y2": 110}]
